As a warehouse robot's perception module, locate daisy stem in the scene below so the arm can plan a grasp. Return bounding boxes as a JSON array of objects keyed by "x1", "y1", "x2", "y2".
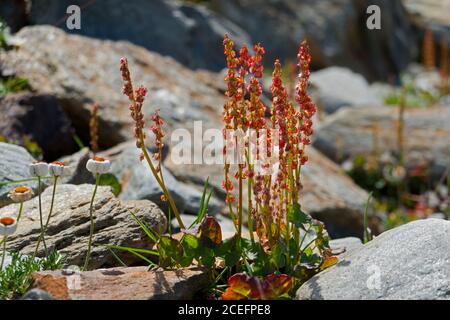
[
  {"x1": 17, "y1": 202, "x2": 24, "y2": 223},
  {"x1": 83, "y1": 173, "x2": 100, "y2": 271},
  {"x1": 35, "y1": 177, "x2": 47, "y2": 256},
  {"x1": 0, "y1": 236, "x2": 7, "y2": 271},
  {"x1": 34, "y1": 176, "x2": 59, "y2": 257}
]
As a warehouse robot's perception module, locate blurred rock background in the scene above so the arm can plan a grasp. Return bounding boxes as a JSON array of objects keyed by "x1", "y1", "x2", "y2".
[{"x1": 1, "y1": 0, "x2": 449, "y2": 239}]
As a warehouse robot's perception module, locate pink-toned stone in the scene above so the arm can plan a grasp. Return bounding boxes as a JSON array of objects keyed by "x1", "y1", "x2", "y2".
[{"x1": 32, "y1": 266, "x2": 209, "y2": 300}]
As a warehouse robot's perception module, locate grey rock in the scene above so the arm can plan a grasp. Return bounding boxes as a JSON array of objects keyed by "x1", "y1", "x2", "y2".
[
  {"x1": 58, "y1": 148, "x2": 95, "y2": 185},
  {"x1": 329, "y1": 237, "x2": 363, "y2": 257},
  {"x1": 310, "y1": 67, "x2": 380, "y2": 113},
  {"x1": 0, "y1": 93, "x2": 77, "y2": 161},
  {"x1": 1, "y1": 25, "x2": 225, "y2": 150},
  {"x1": 28, "y1": 0, "x2": 250, "y2": 71},
  {"x1": 21, "y1": 289, "x2": 54, "y2": 300},
  {"x1": 296, "y1": 219, "x2": 450, "y2": 300},
  {"x1": 0, "y1": 184, "x2": 167, "y2": 269},
  {"x1": 100, "y1": 141, "x2": 223, "y2": 216},
  {"x1": 313, "y1": 105, "x2": 450, "y2": 180},
  {"x1": 0, "y1": 142, "x2": 37, "y2": 207},
  {"x1": 212, "y1": 0, "x2": 418, "y2": 81}
]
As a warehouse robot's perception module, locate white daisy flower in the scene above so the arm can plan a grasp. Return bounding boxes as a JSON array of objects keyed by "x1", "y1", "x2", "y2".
[
  {"x1": 86, "y1": 157, "x2": 111, "y2": 174},
  {"x1": 0, "y1": 216, "x2": 17, "y2": 236},
  {"x1": 29, "y1": 161, "x2": 49, "y2": 177},
  {"x1": 49, "y1": 161, "x2": 70, "y2": 177},
  {"x1": 8, "y1": 186, "x2": 34, "y2": 203}
]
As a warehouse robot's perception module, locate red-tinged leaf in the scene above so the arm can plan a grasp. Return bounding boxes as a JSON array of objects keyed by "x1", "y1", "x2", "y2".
[
  {"x1": 199, "y1": 216, "x2": 222, "y2": 247},
  {"x1": 221, "y1": 273, "x2": 293, "y2": 300},
  {"x1": 221, "y1": 273, "x2": 254, "y2": 300},
  {"x1": 263, "y1": 274, "x2": 293, "y2": 299},
  {"x1": 320, "y1": 255, "x2": 339, "y2": 271}
]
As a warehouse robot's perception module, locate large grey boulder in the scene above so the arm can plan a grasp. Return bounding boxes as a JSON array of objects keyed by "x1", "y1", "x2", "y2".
[
  {"x1": 0, "y1": 142, "x2": 37, "y2": 207},
  {"x1": 310, "y1": 67, "x2": 381, "y2": 113},
  {"x1": 313, "y1": 105, "x2": 450, "y2": 179},
  {"x1": 211, "y1": 0, "x2": 418, "y2": 81},
  {"x1": 28, "y1": 0, "x2": 250, "y2": 71},
  {"x1": 0, "y1": 184, "x2": 167, "y2": 269},
  {"x1": 296, "y1": 219, "x2": 450, "y2": 300},
  {"x1": 1, "y1": 25, "x2": 225, "y2": 150}
]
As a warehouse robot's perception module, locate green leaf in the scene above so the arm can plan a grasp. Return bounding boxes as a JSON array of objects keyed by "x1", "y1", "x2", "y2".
[
  {"x1": 269, "y1": 243, "x2": 286, "y2": 269},
  {"x1": 157, "y1": 236, "x2": 184, "y2": 268},
  {"x1": 181, "y1": 234, "x2": 200, "y2": 256},
  {"x1": 199, "y1": 247, "x2": 215, "y2": 268},
  {"x1": 288, "y1": 203, "x2": 311, "y2": 228},
  {"x1": 99, "y1": 173, "x2": 121, "y2": 196},
  {"x1": 179, "y1": 234, "x2": 200, "y2": 267},
  {"x1": 190, "y1": 177, "x2": 213, "y2": 228},
  {"x1": 215, "y1": 235, "x2": 241, "y2": 267}
]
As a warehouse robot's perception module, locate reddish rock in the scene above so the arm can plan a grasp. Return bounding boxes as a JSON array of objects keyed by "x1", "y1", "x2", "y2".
[{"x1": 32, "y1": 267, "x2": 209, "y2": 300}]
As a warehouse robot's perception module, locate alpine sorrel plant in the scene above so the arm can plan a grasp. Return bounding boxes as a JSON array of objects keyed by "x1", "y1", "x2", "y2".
[
  {"x1": 219, "y1": 35, "x2": 336, "y2": 299},
  {"x1": 115, "y1": 39, "x2": 336, "y2": 299},
  {"x1": 120, "y1": 58, "x2": 185, "y2": 230}
]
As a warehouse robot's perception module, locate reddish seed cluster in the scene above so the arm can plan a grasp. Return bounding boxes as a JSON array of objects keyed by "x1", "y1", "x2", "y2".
[
  {"x1": 150, "y1": 110, "x2": 165, "y2": 160},
  {"x1": 295, "y1": 41, "x2": 316, "y2": 165},
  {"x1": 89, "y1": 103, "x2": 99, "y2": 155},
  {"x1": 271, "y1": 60, "x2": 289, "y2": 152},
  {"x1": 223, "y1": 35, "x2": 239, "y2": 132},
  {"x1": 248, "y1": 44, "x2": 266, "y2": 132},
  {"x1": 120, "y1": 57, "x2": 147, "y2": 148}
]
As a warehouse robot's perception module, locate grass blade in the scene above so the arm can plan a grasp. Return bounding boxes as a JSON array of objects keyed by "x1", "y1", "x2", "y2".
[{"x1": 128, "y1": 209, "x2": 159, "y2": 243}]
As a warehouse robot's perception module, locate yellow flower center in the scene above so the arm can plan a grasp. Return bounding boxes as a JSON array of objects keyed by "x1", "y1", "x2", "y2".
[
  {"x1": 0, "y1": 217, "x2": 15, "y2": 226},
  {"x1": 51, "y1": 161, "x2": 66, "y2": 166},
  {"x1": 14, "y1": 186, "x2": 30, "y2": 194},
  {"x1": 93, "y1": 156, "x2": 106, "y2": 162}
]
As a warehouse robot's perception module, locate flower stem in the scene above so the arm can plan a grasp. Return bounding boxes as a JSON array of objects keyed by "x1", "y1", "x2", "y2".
[
  {"x1": 34, "y1": 176, "x2": 59, "y2": 257},
  {"x1": 238, "y1": 167, "x2": 243, "y2": 239},
  {"x1": 17, "y1": 202, "x2": 24, "y2": 223},
  {"x1": 140, "y1": 139, "x2": 185, "y2": 229},
  {"x1": 0, "y1": 236, "x2": 7, "y2": 271},
  {"x1": 84, "y1": 173, "x2": 100, "y2": 271},
  {"x1": 37, "y1": 177, "x2": 47, "y2": 254},
  {"x1": 246, "y1": 151, "x2": 255, "y2": 243},
  {"x1": 247, "y1": 175, "x2": 254, "y2": 243}
]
